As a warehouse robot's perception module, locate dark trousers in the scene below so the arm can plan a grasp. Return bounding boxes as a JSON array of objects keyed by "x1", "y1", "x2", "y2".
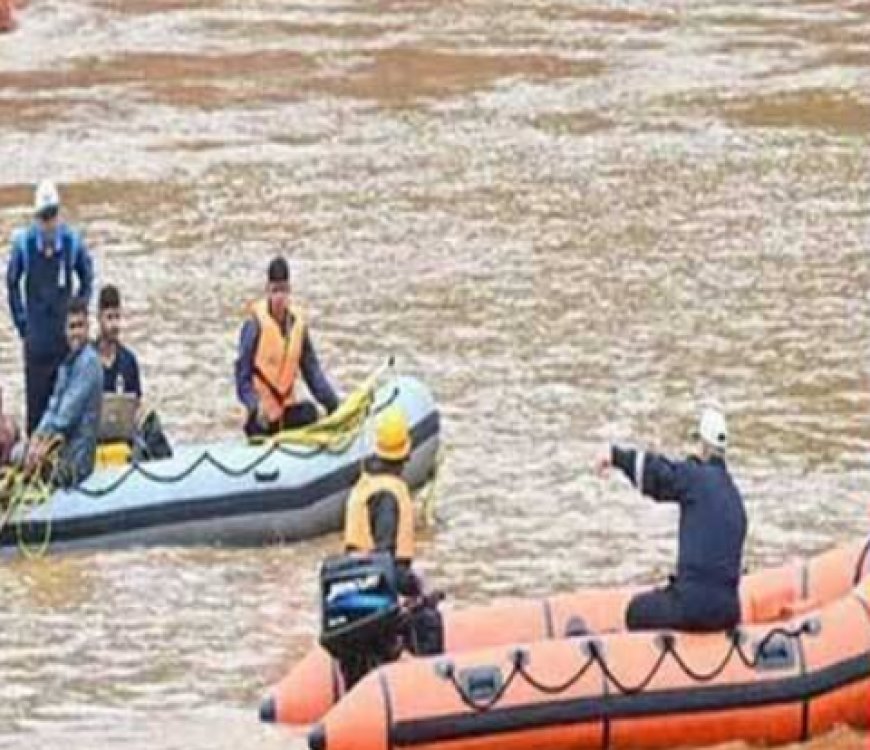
[
  {"x1": 627, "y1": 581, "x2": 740, "y2": 633},
  {"x1": 25, "y1": 349, "x2": 65, "y2": 436},
  {"x1": 244, "y1": 401, "x2": 319, "y2": 438}
]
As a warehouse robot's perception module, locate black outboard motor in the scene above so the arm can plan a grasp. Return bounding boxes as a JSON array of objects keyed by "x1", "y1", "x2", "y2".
[{"x1": 319, "y1": 553, "x2": 404, "y2": 689}]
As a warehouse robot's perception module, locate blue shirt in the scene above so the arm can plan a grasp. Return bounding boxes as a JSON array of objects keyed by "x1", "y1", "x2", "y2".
[
  {"x1": 100, "y1": 343, "x2": 142, "y2": 398},
  {"x1": 234, "y1": 313, "x2": 339, "y2": 415},
  {"x1": 6, "y1": 223, "x2": 94, "y2": 358},
  {"x1": 37, "y1": 343, "x2": 103, "y2": 485},
  {"x1": 612, "y1": 447, "x2": 747, "y2": 592}
]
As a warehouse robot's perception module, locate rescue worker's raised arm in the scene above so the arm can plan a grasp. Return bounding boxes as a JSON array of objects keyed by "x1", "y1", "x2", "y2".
[{"x1": 602, "y1": 445, "x2": 684, "y2": 504}]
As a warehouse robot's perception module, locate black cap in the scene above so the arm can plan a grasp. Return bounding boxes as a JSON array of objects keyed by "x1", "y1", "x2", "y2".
[{"x1": 267, "y1": 256, "x2": 290, "y2": 283}]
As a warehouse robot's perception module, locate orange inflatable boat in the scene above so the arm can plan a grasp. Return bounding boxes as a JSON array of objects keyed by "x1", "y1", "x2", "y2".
[
  {"x1": 310, "y1": 575, "x2": 870, "y2": 750},
  {"x1": 261, "y1": 537, "x2": 870, "y2": 727}
]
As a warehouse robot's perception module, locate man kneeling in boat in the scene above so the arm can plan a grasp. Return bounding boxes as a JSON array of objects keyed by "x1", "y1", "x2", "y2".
[
  {"x1": 344, "y1": 406, "x2": 443, "y2": 655},
  {"x1": 596, "y1": 405, "x2": 747, "y2": 632},
  {"x1": 24, "y1": 298, "x2": 103, "y2": 487},
  {"x1": 235, "y1": 256, "x2": 340, "y2": 438}
]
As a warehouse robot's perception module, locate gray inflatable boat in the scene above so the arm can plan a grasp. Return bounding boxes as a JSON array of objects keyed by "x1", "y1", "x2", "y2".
[{"x1": 0, "y1": 376, "x2": 439, "y2": 557}]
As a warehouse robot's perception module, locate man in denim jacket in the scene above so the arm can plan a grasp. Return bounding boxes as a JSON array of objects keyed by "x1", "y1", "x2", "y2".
[{"x1": 26, "y1": 298, "x2": 102, "y2": 486}]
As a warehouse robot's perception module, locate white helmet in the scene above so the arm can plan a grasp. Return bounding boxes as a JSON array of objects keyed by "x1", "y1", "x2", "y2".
[
  {"x1": 34, "y1": 179, "x2": 60, "y2": 215},
  {"x1": 698, "y1": 406, "x2": 728, "y2": 452}
]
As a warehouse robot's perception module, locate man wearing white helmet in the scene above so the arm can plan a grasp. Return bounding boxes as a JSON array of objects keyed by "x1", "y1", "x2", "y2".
[
  {"x1": 6, "y1": 180, "x2": 94, "y2": 435},
  {"x1": 596, "y1": 405, "x2": 747, "y2": 632}
]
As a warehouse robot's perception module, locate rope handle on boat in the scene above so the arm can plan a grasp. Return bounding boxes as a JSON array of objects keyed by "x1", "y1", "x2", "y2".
[
  {"x1": 435, "y1": 654, "x2": 524, "y2": 713},
  {"x1": 437, "y1": 620, "x2": 817, "y2": 713},
  {"x1": 436, "y1": 647, "x2": 599, "y2": 713}
]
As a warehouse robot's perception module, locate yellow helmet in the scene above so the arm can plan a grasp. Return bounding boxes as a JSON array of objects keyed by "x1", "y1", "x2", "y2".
[{"x1": 375, "y1": 407, "x2": 411, "y2": 462}]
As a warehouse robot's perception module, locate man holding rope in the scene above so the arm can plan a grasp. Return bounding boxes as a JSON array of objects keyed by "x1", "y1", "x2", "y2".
[{"x1": 24, "y1": 298, "x2": 102, "y2": 487}]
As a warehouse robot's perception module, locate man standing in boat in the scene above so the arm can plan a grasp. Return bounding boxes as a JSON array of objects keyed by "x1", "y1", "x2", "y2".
[
  {"x1": 595, "y1": 405, "x2": 747, "y2": 632},
  {"x1": 235, "y1": 256, "x2": 340, "y2": 437},
  {"x1": 6, "y1": 180, "x2": 94, "y2": 436}
]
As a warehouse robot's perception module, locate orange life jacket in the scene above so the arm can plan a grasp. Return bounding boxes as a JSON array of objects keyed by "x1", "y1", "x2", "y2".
[
  {"x1": 344, "y1": 472, "x2": 415, "y2": 561},
  {"x1": 251, "y1": 300, "x2": 305, "y2": 423}
]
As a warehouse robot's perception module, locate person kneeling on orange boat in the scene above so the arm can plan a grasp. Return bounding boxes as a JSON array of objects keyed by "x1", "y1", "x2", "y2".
[
  {"x1": 334, "y1": 406, "x2": 443, "y2": 676},
  {"x1": 596, "y1": 405, "x2": 747, "y2": 633}
]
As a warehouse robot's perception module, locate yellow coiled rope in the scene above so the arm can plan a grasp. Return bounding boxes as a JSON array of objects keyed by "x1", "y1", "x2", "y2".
[
  {"x1": 252, "y1": 358, "x2": 445, "y2": 529},
  {"x1": 0, "y1": 435, "x2": 64, "y2": 558},
  {"x1": 253, "y1": 359, "x2": 391, "y2": 452}
]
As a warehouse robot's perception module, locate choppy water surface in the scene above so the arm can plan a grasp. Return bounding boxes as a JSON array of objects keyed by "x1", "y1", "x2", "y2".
[{"x1": 0, "y1": 1, "x2": 868, "y2": 748}]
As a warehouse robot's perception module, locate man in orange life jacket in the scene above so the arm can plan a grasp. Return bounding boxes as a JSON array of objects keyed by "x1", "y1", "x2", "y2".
[
  {"x1": 235, "y1": 256, "x2": 340, "y2": 437},
  {"x1": 344, "y1": 406, "x2": 442, "y2": 655}
]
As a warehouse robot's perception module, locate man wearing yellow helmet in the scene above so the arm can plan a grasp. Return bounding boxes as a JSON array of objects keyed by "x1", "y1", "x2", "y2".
[
  {"x1": 343, "y1": 406, "x2": 442, "y2": 655},
  {"x1": 344, "y1": 406, "x2": 416, "y2": 583}
]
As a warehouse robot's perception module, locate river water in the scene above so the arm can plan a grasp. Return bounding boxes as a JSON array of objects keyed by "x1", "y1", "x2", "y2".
[{"x1": 0, "y1": 1, "x2": 868, "y2": 748}]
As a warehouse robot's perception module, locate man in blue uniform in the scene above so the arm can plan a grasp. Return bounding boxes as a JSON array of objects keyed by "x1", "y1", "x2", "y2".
[
  {"x1": 6, "y1": 180, "x2": 94, "y2": 435},
  {"x1": 596, "y1": 406, "x2": 747, "y2": 632}
]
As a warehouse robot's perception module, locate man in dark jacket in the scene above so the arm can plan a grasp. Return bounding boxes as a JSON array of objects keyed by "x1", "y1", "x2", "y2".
[
  {"x1": 6, "y1": 180, "x2": 94, "y2": 435},
  {"x1": 596, "y1": 406, "x2": 747, "y2": 632},
  {"x1": 96, "y1": 285, "x2": 172, "y2": 461}
]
